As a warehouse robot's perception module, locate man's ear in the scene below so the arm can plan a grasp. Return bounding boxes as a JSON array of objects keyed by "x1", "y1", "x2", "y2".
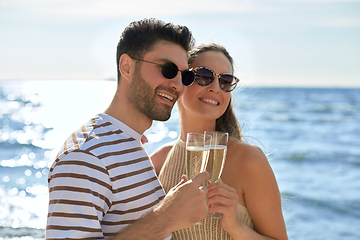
[{"x1": 119, "y1": 54, "x2": 134, "y2": 82}]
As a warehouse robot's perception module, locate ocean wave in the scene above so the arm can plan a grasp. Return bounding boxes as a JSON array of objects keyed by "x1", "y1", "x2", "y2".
[
  {"x1": 283, "y1": 150, "x2": 360, "y2": 166},
  {"x1": 0, "y1": 227, "x2": 44, "y2": 239},
  {"x1": 282, "y1": 191, "x2": 360, "y2": 218},
  {"x1": 0, "y1": 141, "x2": 43, "y2": 150},
  {"x1": 0, "y1": 141, "x2": 51, "y2": 167}
]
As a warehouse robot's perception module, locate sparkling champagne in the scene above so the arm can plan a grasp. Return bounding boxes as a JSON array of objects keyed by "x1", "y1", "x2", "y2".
[
  {"x1": 206, "y1": 145, "x2": 227, "y2": 183},
  {"x1": 186, "y1": 146, "x2": 210, "y2": 179}
]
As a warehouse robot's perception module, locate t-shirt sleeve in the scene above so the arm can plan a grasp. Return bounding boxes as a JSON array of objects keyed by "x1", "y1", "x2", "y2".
[{"x1": 46, "y1": 150, "x2": 112, "y2": 239}]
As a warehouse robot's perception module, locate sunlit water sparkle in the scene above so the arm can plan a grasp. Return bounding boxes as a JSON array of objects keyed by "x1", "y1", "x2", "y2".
[{"x1": 0, "y1": 80, "x2": 359, "y2": 240}]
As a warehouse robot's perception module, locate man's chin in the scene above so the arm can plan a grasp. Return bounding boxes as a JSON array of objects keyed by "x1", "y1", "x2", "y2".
[
  {"x1": 153, "y1": 114, "x2": 171, "y2": 122},
  {"x1": 150, "y1": 110, "x2": 172, "y2": 121}
]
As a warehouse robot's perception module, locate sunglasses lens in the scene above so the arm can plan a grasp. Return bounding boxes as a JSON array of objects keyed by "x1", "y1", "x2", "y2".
[
  {"x1": 195, "y1": 68, "x2": 214, "y2": 86},
  {"x1": 181, "y1": 70, "x2": 195, "y2": 86},
  {"x1": 219, "y1": 75, "x2": 234, "y2": 92},
  {"x1": 220, "y1": 75, "x2": 238, "y2": 92},
  {"x1": 162, "y1": 62, "x2": 178, "y2": 79}
]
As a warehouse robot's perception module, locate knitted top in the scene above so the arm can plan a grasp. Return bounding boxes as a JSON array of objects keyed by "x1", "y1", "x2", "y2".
[{"x1": 158, "y1": 138, "x2": 253, "y2": 240}]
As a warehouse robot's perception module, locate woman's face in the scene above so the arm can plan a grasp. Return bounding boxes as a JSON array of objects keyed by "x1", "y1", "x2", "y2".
[{"x1": 179, "y1": 50, "x2": 232, "y2": 121}]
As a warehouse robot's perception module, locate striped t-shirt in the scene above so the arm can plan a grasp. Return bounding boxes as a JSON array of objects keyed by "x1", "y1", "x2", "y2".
[{"x1": 46, "y1": 113, "x2": 166, "y2": 239}]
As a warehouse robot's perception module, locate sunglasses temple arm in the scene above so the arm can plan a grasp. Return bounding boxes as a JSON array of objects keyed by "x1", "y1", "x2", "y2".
[{"x1": 131, "y1": 57, "x2": 164, "y2": 67}]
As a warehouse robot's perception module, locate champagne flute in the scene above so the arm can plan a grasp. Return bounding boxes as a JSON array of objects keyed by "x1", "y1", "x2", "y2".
[
  {"x1": 185, "y1": 133, "x2": 212, "y2": 224},
  {"x1": 185, "y1": 133, "x2": 212, "y2": 180},
  {"x1": 204, "y1": 131, "x2": 229, "y2": 219}
]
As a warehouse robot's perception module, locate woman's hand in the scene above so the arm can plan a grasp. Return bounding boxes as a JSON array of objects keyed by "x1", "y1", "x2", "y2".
[{"x1": 207, "y1": 182, "x2": 244, "y2": 234}]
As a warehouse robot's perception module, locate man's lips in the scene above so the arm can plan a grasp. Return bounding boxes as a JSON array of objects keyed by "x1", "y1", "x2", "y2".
[{"x1": 158, "y1": 92, "x2": 175, "y2": 103}]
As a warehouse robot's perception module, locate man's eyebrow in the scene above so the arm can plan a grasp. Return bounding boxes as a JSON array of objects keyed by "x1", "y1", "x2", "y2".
[{"x1": 155, "y1": 58, "x2": 172, "y2": 63}]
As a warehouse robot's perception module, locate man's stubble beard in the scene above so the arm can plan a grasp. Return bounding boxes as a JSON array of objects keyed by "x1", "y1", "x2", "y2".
[{"x1": 127, "y1": 66, "x2": 178, "y2": 121}]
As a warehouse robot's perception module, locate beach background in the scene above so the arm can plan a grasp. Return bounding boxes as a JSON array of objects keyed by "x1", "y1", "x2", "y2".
[{"x1": 1, "y1": 0, "x2": 360, "y2": 239}]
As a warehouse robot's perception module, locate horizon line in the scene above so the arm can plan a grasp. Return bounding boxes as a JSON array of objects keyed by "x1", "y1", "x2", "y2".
[{"x1": 1, "y1": 78, "x2": 360, "y2": 89}]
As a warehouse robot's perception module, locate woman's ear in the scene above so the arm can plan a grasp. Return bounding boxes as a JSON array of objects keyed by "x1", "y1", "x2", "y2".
[{"x1": 118, "y1": 54, "x2": 133, "y2": 82}]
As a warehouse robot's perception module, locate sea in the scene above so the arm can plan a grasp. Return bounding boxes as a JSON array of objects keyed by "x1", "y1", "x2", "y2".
[{"x1": 0, "y1": 80, "x2": 359, "y2": 240}]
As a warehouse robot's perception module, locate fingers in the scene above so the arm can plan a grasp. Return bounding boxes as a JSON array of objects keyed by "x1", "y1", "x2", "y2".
[
  {"x1": 191, "y1": 171, "x2": 210, "y2": 187},
  {"x1": 207, "y1": 182, "x2": 236, "y2": 197},
  {"x1": 207, "y1": 182, "x2": 236, "y2": 193},
  {"x1": 199, "y1": 185, "x2": 208, "y2": 195},
  {"x1": 181, "y1": 174, "x2": 188, "y2": 182},
  {"x1": 207, "y1": 183, "x2": 239, "y2": 207},
  {"x1": 208, "y1": 203, "x2": 233, "y2": 214},
  {"x1": 207, "y1": 187, "x2": 237, "y2": 199},
  {"x1": 207, "y1": 193, "x2": 238, "y2": 206},
  {"x1": 174, "y1": 175, "x2": 188, "y2": 188}
]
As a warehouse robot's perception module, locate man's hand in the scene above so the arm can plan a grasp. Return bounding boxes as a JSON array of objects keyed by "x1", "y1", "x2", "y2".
[
  {"x1": 112, "y1": 172, "x2": 210, "y2": 240},
  {"x1": 154, "y1": 171, "x2": 210, "y2": 232}
]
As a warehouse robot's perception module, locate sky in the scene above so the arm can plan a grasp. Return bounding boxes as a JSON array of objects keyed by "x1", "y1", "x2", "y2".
[{"x1": 0, "y1": 0, "x2": 359, "y2": 87}]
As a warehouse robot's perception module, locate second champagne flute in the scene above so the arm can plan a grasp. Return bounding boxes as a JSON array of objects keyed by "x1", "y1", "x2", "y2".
[{"x1": 204, "y1": 131, "x2": 229, "y2": 219}]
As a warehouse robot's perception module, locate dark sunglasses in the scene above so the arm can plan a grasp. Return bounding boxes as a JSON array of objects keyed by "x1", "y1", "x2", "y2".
[
  {"x1": 192, "y1": 67, "x2": 239, "y2": 92},
  {"x1": 130, "y1": 57, "x2": 195, "y2": 86}
]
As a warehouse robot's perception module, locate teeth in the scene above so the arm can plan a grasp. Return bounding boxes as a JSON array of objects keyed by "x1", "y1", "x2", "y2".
[
  {"x1": 201, "y1": 98, "x2": 218, "y2": 105},
  {"x1": 158, "y1": 92, "x2": 174, "y2": 101}
]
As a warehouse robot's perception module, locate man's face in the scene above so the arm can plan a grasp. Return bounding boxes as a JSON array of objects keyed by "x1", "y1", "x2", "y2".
[{"x1": 127, "y1": 41, "x2": 188, "y2": 121}]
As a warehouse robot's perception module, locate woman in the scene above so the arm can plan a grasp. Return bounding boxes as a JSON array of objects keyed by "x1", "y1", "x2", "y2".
[{"x1": 150, "y1": 43, "x2": 288, "y2": 240}]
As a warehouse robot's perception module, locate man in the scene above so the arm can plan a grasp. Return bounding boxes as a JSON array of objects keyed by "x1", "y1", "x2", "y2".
[{"x1": 46, "y1": 18, "x2": 209, "y2": 239}]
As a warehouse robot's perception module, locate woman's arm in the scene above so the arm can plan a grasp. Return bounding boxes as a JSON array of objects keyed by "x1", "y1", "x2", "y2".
[{"x1": 207, "y1": 142, "x2": 288, "y2": 240}]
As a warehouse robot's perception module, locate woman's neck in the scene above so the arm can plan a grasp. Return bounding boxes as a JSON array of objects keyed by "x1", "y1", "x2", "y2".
[{"x1": 179, "y1": 115, "x2": 216, "y2": 141}]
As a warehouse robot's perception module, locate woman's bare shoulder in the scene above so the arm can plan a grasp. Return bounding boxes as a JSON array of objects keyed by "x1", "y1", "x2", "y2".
[
  {"x1": 227, "y1": 139, "x2": 267, "y2": 164},
  {"x1": 225, "y1": 138, "x2": 274, "y2": 182}
]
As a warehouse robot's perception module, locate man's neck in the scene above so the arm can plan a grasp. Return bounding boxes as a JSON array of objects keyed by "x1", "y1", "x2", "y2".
[{"x1": 104, "y1": 91, "x2": 152, "y2": 135}]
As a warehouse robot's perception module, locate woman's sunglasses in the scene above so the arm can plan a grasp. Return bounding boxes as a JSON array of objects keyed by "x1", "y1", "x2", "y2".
[
  {"x1": 192, "y1": 67, "x2": 239, "y2": 92},
  {"x1": 130, "y1": 57, "x2": 195, "y2": 86}
]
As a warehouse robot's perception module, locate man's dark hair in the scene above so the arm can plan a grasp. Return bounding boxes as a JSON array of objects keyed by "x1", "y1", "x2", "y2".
[{"x1": 116, "y1": 18, "x2": 195, "y2": 81}]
